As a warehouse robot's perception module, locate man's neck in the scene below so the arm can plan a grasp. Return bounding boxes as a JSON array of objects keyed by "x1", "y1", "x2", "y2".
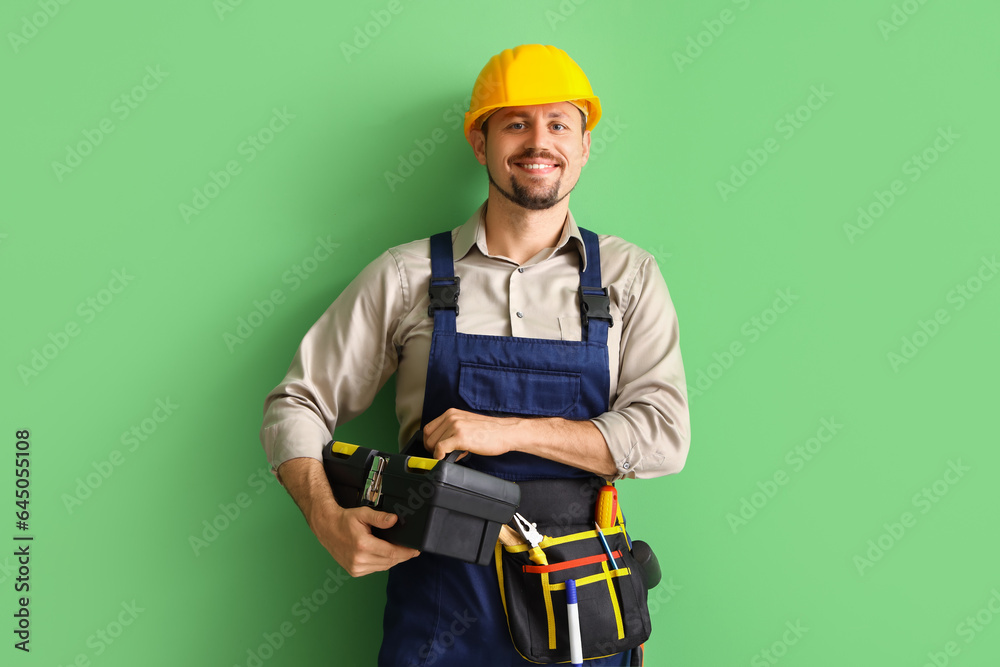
[{"x1": 482, "y1": 188, "x2": 570, "y2": 265}]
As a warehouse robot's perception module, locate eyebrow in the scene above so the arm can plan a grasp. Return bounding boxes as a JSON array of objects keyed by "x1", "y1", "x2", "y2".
[{"x1": 504, "y1": 110, "x2": 572, "y2": 120}]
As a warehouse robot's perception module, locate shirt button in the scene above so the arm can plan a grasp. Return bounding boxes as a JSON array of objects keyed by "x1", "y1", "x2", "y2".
[
  {"x1": 516, "y1": 311, "x2": 524, "y2": 318},
  {"x1": 622, "y1": 461, "x2": 630, "y2": 470},
  {"x1": 518, "y1": 267, "x2": 524, "y2": 273}
]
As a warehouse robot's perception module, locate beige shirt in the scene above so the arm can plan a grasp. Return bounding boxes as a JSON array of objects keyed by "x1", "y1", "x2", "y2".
[{"x1": 260, "y1": 203, "x2": 690, "y2": 480}]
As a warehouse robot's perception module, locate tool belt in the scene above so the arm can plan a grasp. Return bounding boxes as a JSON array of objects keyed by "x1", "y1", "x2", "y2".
[
  {"x1": 496, "y1": 477, "x2": 655, "y2": 663},
  {"x1": 326, "y1": 438, "x2": 660, "y2": 662}
]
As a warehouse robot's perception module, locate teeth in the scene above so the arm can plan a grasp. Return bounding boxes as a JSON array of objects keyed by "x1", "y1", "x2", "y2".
[{"x1": 519, "y1": 163, "x2": 555, "y2": 170}]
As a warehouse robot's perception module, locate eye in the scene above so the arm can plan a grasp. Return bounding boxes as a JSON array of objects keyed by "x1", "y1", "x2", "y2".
[
  {"x1": 551, "y1": 123, "x2": 568, "y2": 131},
  {"x1": 508, "y1": 122, "x2": 526, "y2": 130}
]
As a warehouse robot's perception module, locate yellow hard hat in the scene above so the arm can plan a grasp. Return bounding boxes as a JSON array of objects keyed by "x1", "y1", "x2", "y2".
[{"x1": 464, "y1": 44, "x2": 602, "y2": 146}]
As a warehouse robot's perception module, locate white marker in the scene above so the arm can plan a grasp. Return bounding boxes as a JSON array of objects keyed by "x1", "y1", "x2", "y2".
[{"x1": 567, "y1": 578, "x2": 583, "y2": 666}]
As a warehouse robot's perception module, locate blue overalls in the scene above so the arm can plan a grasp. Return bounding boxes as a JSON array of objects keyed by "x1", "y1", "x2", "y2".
[{"x1": 378, "y1": 228, "x2": 630, "y2": 667}]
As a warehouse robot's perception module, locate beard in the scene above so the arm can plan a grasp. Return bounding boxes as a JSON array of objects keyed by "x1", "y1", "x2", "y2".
[{"x1": 486, "y1": 155, "x2": 574, "y2": 211}]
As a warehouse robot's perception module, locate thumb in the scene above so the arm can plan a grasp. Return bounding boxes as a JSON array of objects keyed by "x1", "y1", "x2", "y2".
[{"x1": 362, "y1": 509, "x2": 398, "y2": 529}]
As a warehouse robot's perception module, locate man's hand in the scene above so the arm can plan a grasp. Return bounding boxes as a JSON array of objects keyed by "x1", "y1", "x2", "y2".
[
  {"x1": 423, "y1": 408, "x2": 618, "y2": 477},
  {"x1": 423, "y1": 409, "x2": 517, "y2": 459},
  {"x1": 312, "y1": 503, "x2": 421, "y2": 577},
  {"x1": 277, "y1": 457, "x2": 420, "y2": 577}
]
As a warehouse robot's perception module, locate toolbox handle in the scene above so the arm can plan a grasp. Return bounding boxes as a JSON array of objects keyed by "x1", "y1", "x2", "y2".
[
  {"x1": 443, "y1": 450, "x2": 466, "y2": 464},
  {"x1": 402, "y1": 431, "x2": 470, "y2": 465}
]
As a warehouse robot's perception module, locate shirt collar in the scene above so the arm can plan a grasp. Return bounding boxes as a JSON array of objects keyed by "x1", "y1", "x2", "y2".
[{"x1": 453, "y1": 201, "x2": 589, "y2": 270}]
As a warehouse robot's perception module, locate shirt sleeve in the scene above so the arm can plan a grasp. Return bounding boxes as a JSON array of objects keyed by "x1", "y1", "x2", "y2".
[
  {"x1": 591, "y1": 255, "x2": 691, "y2": 480},
  {"x1": 259, "y1": 250, "x2": 407, "y2": 476}
]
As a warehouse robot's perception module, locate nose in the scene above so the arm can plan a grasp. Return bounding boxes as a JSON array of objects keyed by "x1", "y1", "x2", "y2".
[{"x1": 524, "y1": 121, "x2": 551, "y2": 151}]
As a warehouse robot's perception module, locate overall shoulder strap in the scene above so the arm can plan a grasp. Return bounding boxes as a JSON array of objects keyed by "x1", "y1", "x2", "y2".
[
  {"x1": 427, "y1": 231, "x2": 459, "y2": 334},
  {"x1": 578, "y1": 227, "x2": 611, "y2": 344}
]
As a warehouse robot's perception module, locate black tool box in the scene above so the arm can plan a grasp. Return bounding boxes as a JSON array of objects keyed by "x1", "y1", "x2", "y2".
[{"x1": 322, "y1": 441, "x2": 520, "y2": 566}]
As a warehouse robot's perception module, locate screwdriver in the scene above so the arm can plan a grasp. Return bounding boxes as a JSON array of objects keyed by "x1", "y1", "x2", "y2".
[{"x1": 595, "y1": 484, "x2": 618, "y2": 529}]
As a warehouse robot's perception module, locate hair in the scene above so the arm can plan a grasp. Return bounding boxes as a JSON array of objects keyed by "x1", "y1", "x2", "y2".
[{"x1": 480, "y1": 106, "x2": 588, "y2": 140}]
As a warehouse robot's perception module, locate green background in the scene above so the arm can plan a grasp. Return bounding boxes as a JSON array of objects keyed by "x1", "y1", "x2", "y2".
[{"x1": 2, "y1": 0, "x2": 998, "y2": 665}]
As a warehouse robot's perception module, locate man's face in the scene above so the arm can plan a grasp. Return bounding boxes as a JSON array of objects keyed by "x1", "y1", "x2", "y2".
[{"x1": 471, "y1": 102, "x2": 591, "y2": 211}]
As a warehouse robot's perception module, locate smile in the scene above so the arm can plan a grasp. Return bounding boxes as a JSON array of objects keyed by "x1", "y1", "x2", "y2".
[{"x1": 514, "y1": 162, "x2": 559, "y2": 174}]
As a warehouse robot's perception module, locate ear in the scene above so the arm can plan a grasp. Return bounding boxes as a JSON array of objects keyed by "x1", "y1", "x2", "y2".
[
  {"x1": 581, "y1": 129, "x2": 591, "y2": 168},
  {"x1": 470, "y1": 127, "x2": 488, "y2": 165}
]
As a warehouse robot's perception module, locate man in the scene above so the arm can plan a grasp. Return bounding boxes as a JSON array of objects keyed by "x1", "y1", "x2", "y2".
[{"x1": 261, "y1": 44, "x2": 690, "y2": 666}]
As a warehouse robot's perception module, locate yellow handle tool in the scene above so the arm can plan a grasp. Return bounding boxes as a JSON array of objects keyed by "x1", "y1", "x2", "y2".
[
  {"x1": 595, "y1": 484, "x2": 619, "y2": 529},
  {"x1": 527, "y1": 545, "x2": 548, "y2": 566},
  {"x1": 512, "y1": 513, "x2": 549, "y2": 566}
]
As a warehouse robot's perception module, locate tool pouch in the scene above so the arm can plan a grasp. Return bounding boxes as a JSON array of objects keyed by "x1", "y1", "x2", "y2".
[{"x1": 495, "y1": 522, "x2": 651, "y2": 663}]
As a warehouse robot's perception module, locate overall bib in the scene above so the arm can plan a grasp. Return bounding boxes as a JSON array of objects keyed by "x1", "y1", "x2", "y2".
[{"x1": 378, "y1": 229, "x2": 630, "y2": 667}]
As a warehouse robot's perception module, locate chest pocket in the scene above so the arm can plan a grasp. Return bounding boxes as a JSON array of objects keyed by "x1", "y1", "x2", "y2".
[{"x1": 458, "y1": 362, "x2": 581, "y2": 418}]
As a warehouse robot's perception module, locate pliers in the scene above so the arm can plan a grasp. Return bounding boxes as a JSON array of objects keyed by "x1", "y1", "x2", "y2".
[{"x1": 512, "y1": 512, "x2": 548, "y2": 566}]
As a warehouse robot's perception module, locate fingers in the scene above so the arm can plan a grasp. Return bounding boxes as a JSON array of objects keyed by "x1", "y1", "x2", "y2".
[
  {"x1": 425, "y1": 408, "x2": 510, "y2": 458},
  {"x1": 362, "y1": 531, "x2": 420, "y2": 565},
  {"x1": 330, "y1": 508, "x2": 420, "y2": 577},
  {"x1": 356, "y1": 510, "x2": 419, "y2": 561},
  {"x1": 340, "y1": 542, "x2": 419, "y2": 578},
  {"x1": 423, "y1": 414, "x2": 450, "y2": 456},
  {"x1": 425, "y1": 408, "x2": 473, "y2": 458}
]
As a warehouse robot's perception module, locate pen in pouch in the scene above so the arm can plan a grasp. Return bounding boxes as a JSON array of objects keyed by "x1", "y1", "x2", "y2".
[{"x1": 594, "y1": 521, "x2": 619, "y2": 570}]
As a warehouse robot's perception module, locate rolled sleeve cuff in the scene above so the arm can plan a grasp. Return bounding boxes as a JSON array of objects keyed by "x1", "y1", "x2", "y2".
[
  {"x1": 260, "y1": 418, "x2": 332, "y2": 477},
  {"x1": 592, "y1": 413, "x2": 651, "y2": 480}
]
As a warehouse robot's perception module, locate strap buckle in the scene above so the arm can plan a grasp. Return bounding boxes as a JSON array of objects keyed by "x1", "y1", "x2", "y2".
[
  {"x1": 579, "y1": 285, "x2": 612, "y2": 328},
  {"x1": 428, "y1": 276, "x2": 461, "y2": 316}
]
